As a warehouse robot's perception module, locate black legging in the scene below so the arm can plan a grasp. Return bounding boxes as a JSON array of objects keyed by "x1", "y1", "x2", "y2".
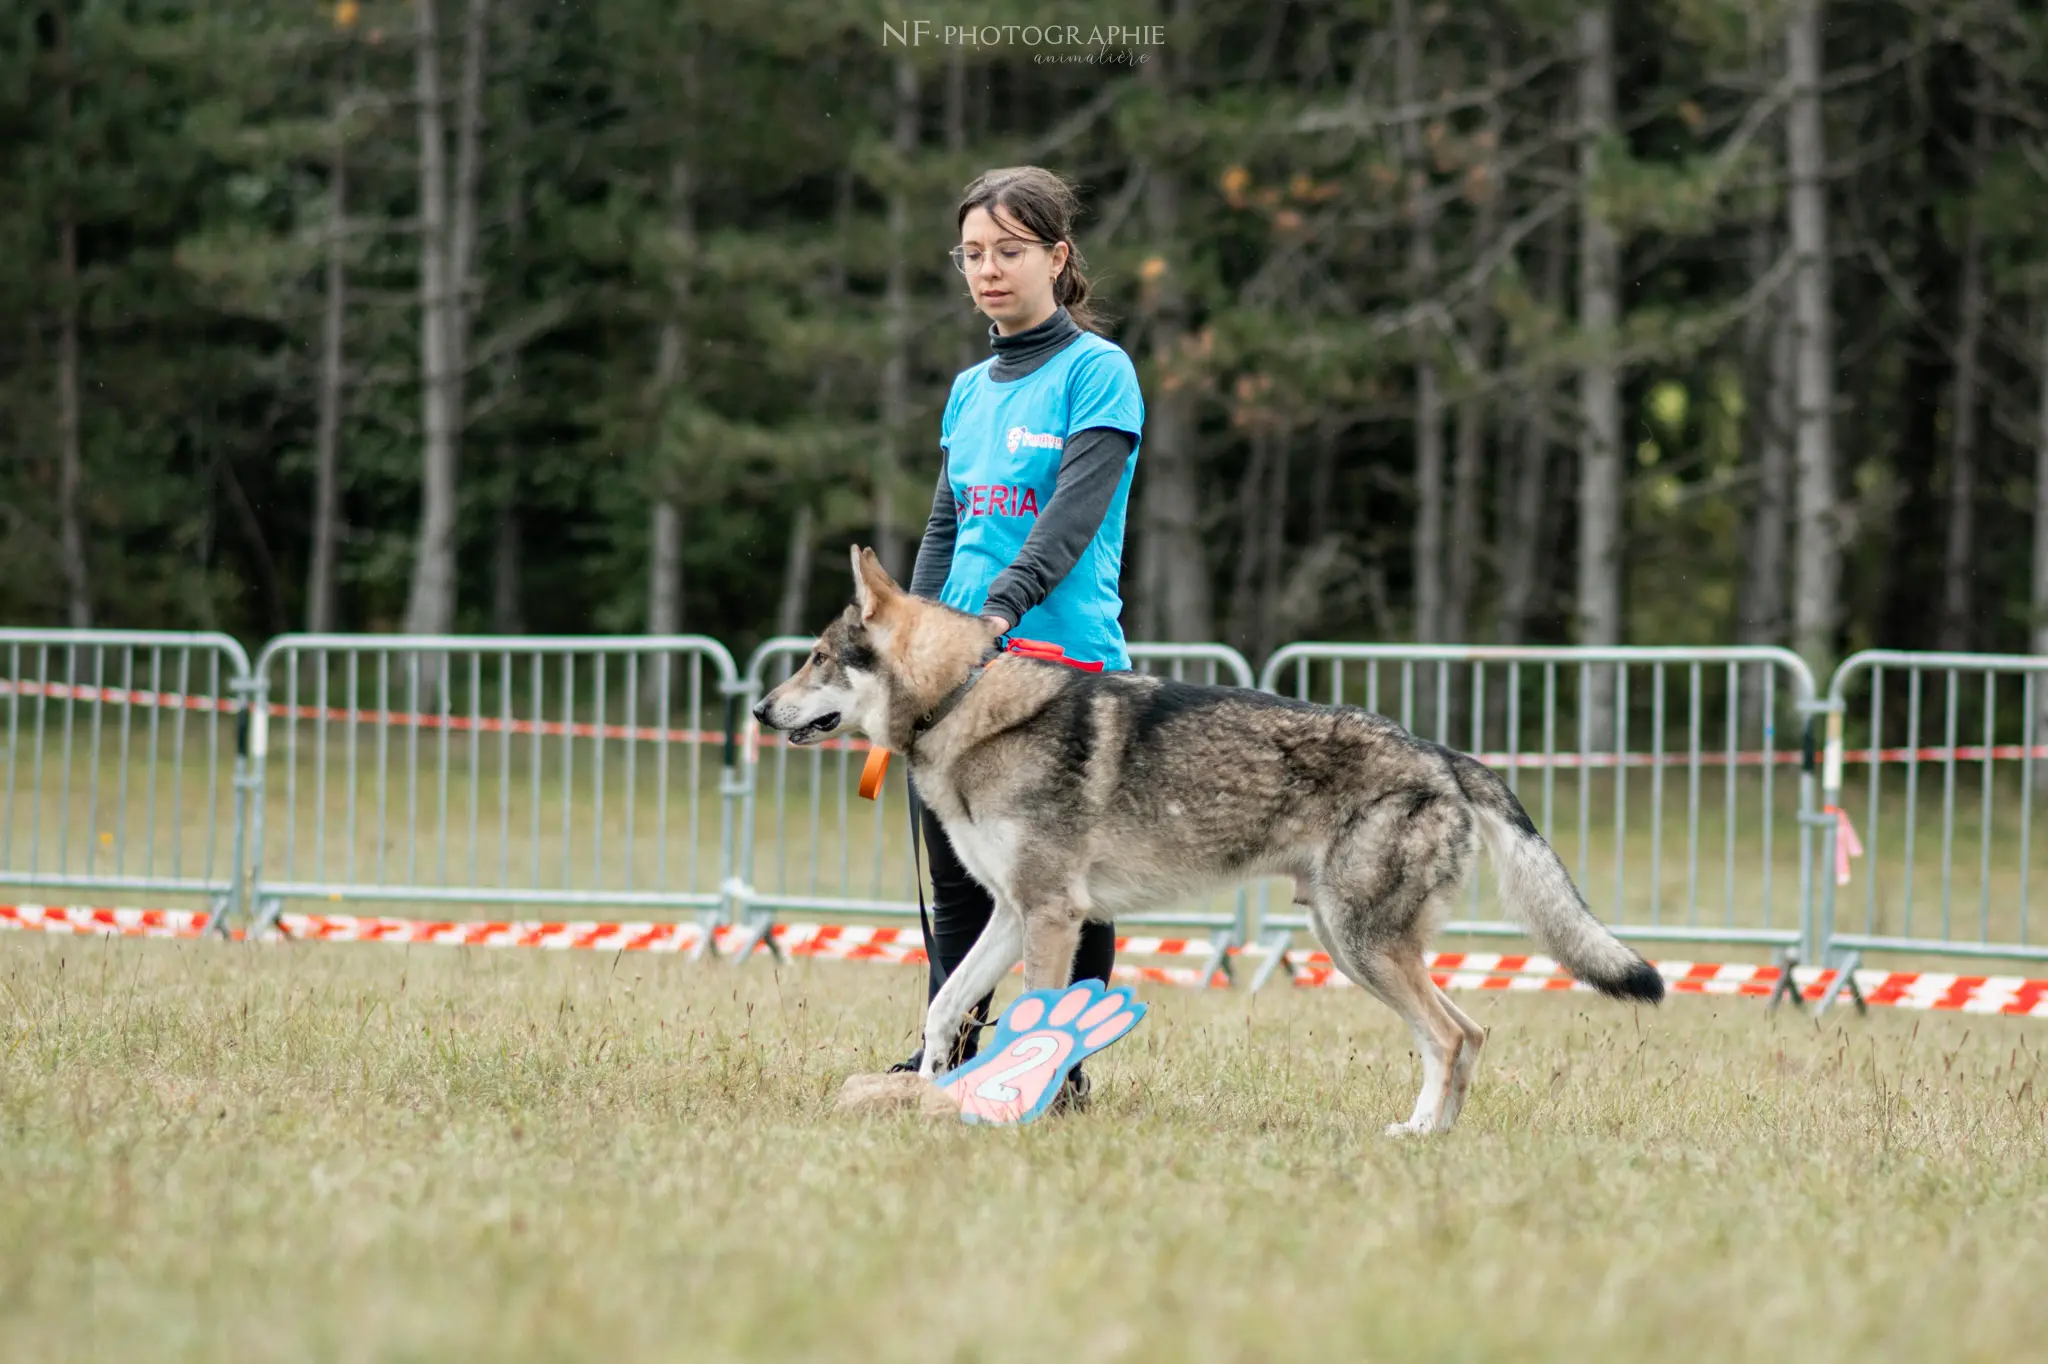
[{"x1": 913, "y1": 790, "x2": 1117, "y2": 1066}]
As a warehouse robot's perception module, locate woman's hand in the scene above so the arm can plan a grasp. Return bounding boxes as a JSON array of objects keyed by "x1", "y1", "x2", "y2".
[{"x1": 982, "y1": 614, "x2": 1012, "y2": 636}]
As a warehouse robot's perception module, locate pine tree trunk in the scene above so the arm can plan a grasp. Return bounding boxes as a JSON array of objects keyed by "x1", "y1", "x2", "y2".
[
  {"x1": 1306, "y1": 417, "x2": 1339, "y2": 551},
  {"x1": 1787, "y1": 0, "x2": 1840, "y2": 675},
  {"x1": 447, "y1": 0, "x2": 487, "y2": 382},
  {"x1": 648, "y1": 500, "x2": 681, "y2": 636},
  {"x1": 1735, "y1": 0, "x2": 1788, "y2": 733},
  {"x1": 647, "y1": 147, "x2": 692, "y2": 639},
  {"x1": 644, "y1": 315, "x2": 684, "y2": 653},
  {"x1": 1738, "y1": 214, "x2": 1794, "y2": 737},
  {"x1": 643, "y1": 137, "x2": 694, "y2": 713},
  {"x1": 2032, "y1": 289, "x2": 2048, "y2": 761},
  {"x1": 1738, "y1": 218, "x2": 1792, "y2": 653},
  {"x1": 308, "y1": 90, "x2": 349, "y2": 634},
  {"x1": 777, "y1": 503, "x2": 816, "y2": 639},
  {"x1": 1497, "y1": 415, "x2": 1552, "y2": 645},
  {"x1": 491, "y1": 463, "x2": 522, "y2": 633},
  {"x1": 1133, "y1": 18, "x2": 1212, "y2": 644},
  {"x1": 1939, "y1": 91, "x2": 1990, "y2": 654},
  {"x1": 405, "y1": 0, "x2": 456, "y2": 638},
  {"x1": 1397, "y1": 0, "x2": 1443, "y2": 646},
  {"x1": 1576, "y1": 3, "x2": 1622, "y2": 745},
  {"x1": 1497, "y1": 212, "x2": 1567, "y2": 649},
  {"x1": 874, "y1": 57, "x2": 918, "y2": 582},
  {"x1": 1227, "y1": 432, "x2": 1272, "y2": 657},
  {"x1": 1446, "y1": 384, "x2": 1485, "y2": 646},
  {"x1": 55, "y1": 9, "x2": 88, "y2": 630},
  {"x1": 1445, "y1": 33, "x2": 1505, "y2": 650},
  {"x1": 402, "y1": 0, "x2": 488, "y2": 644},
  {"x1": 57, "y1": 229, "x2": 87, "y2": 631},
  {"x1": 945, "y1": 49, "x2": 976, "y2": 376},
  {"x1": 1256, "y1": 426, "x2": 1292, "y2": 665}
]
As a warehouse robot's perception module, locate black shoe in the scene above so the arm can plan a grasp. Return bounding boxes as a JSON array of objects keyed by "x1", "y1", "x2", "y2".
[
  {"x1": 1048, "y1": 1065, "x2": 1093, "y2": 1115},
  {"x1": 885, "y1": 1042, "x2": 978, "y2": 1074}
]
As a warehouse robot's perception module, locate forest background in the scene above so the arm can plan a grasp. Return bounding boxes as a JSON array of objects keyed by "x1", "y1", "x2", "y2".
[{"x1": 3, "y1": 0, "x2": 2042, "y2": 691}]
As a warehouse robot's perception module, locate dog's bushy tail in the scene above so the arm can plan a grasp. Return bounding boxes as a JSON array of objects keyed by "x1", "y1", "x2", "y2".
[{"x1": 1452, "y1": 753, "x2": 1664, "y2": 1004}]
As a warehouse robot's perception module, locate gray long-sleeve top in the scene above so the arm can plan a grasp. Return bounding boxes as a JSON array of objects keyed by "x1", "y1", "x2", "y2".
[{"x1": 907, "y1": 307, "x2": 1138, "y2": 627}]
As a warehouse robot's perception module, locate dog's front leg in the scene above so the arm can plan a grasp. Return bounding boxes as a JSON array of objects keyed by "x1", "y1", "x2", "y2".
[{"x1": 918, "y1": 905, "x2": 1024, "y2": 1081}]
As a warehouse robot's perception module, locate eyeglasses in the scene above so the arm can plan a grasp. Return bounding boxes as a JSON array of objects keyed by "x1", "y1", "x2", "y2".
[{"x1": 950, "y1": 239, "x2": 1050, "y2": 274}]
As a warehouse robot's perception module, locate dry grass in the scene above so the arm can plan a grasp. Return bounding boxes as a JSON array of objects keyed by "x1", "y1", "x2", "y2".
[{"x1": 3, "y1": 931, "x2": 2046, "y2": 1363}]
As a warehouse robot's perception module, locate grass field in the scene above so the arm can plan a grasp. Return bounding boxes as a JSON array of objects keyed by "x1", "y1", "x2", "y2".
[{"x1": 4, "y1": 930, "x2": 2046, "y2": 1363}]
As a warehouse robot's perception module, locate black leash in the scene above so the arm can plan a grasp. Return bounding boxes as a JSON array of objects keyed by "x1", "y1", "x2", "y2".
[
  {"x1": 906, "y1": 778, "x2": 999, "y2": 1054},
  {"x1": 908, "y1": 779, "x2": 943, "y2": 990}
]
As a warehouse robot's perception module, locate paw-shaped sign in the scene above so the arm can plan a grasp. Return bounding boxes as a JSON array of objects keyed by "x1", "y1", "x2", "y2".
[{"x1": 937, "y1": 980, "x2": 1146, "y2": 1126}]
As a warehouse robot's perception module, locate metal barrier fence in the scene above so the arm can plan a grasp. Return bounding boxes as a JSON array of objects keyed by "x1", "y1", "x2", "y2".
[
  {"x1": 730, "y1": 639, "x2": 1261, "y2": 982},
  {"x1": 1813, "y1": 651, "x2": 2048, "y2": 1012},
  {"x1": 13, "y1": 626, "x2": 2048, "y2": 1013},
  {"x1": 0, "y1": 630, "x2": 257, "y2": 934},
  {"x1": 1253, "y1": 645, "x2": 1826, "y2": 993},
  {"x1": 242, "y1": 635, "x2": 747, "y2": 947}
]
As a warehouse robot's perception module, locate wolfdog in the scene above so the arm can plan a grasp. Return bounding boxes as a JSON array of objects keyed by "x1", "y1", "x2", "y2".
[{"x1": 752, "y1": 547, "x2": 1664, "y2": 1135}]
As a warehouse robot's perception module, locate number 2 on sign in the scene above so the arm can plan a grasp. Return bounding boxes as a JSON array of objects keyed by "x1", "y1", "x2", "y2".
[{"x1": 974, "y1": 1035, "x2": 1060, "y2": 1104}]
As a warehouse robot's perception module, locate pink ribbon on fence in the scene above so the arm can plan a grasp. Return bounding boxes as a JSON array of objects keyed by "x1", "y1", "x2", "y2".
[{"x1": 1824, "y1": 804, "x2": 1863, "y2": 886}]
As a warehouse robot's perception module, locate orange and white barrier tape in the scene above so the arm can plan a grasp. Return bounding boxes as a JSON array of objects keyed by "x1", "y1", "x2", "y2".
[
  {"x1": 5, "y1": 902, "x2": 2047, "y2": 1015},
  {"x1": 0, "y1": 905, "x2": 1224, "y2": 988}
]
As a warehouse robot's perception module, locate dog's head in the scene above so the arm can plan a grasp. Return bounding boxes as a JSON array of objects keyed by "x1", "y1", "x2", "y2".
[{"x1": 750, "y1": 546, "x2": 996, "y2": 748}]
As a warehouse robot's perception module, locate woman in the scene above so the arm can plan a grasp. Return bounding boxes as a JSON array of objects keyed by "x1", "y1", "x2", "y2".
[{"x1": 892, "y1": 166, "x2": 1146, "y2": 1111}]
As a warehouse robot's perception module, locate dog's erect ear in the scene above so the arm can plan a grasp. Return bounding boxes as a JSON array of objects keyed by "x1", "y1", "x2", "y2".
[
  {"x1": 849, "y1": 545, "x2": 874, "y2": 618},
  {"x1": 850, "y1": 545, "x2": 901, "y2": 622}
]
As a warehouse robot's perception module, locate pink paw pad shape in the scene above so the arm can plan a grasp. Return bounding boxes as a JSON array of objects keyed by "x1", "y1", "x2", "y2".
[{"x1": 938, "y1": 979, "x2": 1147, "y2": 1126}]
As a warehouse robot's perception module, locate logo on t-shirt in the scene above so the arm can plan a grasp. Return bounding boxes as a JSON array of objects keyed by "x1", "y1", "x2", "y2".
[
  {"x1": 958, "y1": 484, "x2": 1040, "y2": 519},
  {"x1": 1005, "y1": 425, "x2": 1065, "y2": 454}
]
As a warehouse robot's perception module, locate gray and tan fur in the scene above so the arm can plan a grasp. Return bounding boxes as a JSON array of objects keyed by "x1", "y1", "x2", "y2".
[{"x1": 753, "y1": 547, "x2": 1664, "y2": 1135}]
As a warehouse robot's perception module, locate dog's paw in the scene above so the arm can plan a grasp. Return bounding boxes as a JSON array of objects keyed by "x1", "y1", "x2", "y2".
[
  {"x1": 937, "y1": 980, "x2": 1145, "y2": 1127},
  {"x1": 1383, "y1": 1117, "x2": 1446, "y2": 1138}
]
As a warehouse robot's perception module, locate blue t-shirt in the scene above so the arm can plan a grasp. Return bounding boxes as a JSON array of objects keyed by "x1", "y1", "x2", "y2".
[{"x1": 938, "y1": 332, "x2": 1145, "y2": 671}]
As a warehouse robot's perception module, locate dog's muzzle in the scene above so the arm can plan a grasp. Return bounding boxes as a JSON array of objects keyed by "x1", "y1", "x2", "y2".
[
  {"x1": 785, "y1": 712, "x2": 840, "y2": 745},
  {"x1": 752, "y1": 697, "x2": 838, "y2": 745}
]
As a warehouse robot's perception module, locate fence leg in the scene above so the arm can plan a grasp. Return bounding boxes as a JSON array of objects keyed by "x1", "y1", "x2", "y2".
[
  {"x1": 1766, "y1": 946, "x2": 1807, "y2": 1014},
  {"x1": 1196, "y1": 928, "x2": 1238, "y2": 989},
  {"x1": 215, "y1": 672, "x2": 269, "y2": 941},
  {"x1": 709, "y1": 677, "x2": 758, "y2": 965},
  {"x1": 1813, "y1": 948, "x2": 1868, "y2": 1018},
  {"x1": 251, "y1": 894, "x2": 286, "y2": 939},
  {"x1": 722, "y1": 910, "x2": 782, "y2": 966},
  {"x1": 1250, "y1": 926, "x2": 1299, "y2": 992}
]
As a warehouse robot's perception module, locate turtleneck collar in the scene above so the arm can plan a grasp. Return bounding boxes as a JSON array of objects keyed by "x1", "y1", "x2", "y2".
[{"x1": 988, "y1": 306, "x2": 1082, "y2": 382}]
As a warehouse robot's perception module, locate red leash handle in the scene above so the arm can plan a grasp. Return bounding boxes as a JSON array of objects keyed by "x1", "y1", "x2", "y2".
[{"x1": 1003, "y1": 637, "x2": 1105, "y2": 673}]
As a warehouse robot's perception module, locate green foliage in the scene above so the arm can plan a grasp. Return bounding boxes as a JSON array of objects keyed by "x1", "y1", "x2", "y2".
[{"x1": 0, "y1": 0, "x2": 2044, "y2": 661}]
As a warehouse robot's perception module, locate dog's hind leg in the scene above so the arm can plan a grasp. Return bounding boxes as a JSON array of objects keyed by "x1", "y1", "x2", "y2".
[
  {"x1": 918, "y1": 905, "x2": 1024, "y2": 1081},
  {"x1": 1347, "y1": 944, "x2": 1469, "y2": 1136},
  {"x1": 1314, "y1": 794, "x2": 1481, "y2": 1135},
  {"x1": 1307, "y1": 891, "x2": 1462, "y2": 1136},
  {"x1": 1432, "y1": 986, "x2": 1487, "y2": 1128},
  {"x1": 1018, "y1": 890, "x2": 1086, "y2": 993}
]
